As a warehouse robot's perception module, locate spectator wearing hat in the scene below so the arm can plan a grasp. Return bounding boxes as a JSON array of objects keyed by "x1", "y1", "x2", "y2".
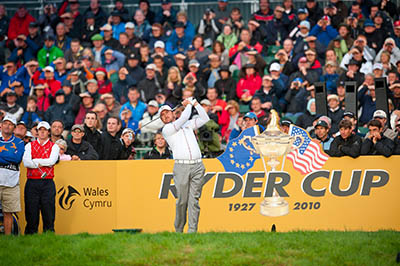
[
  {"x1": 254, "y1": 75, "x2": 281, "y2": 112},
  {"x1": 144, "y1": 23, "x2": 167, "y2": 51},
  {"x1": 339, "y1": 58, "x2": 365, "y2": 88},
  {"x1": 361, "y1": 119, "x2": 395, "y2": 157},
  {"x1": 362, "y1": 19, "x2": 384, "y2": 53},
  {"x1": 21, "y1": 96, "x2": 43, "y2": 128},
  {"x1": 137, "y1": 63, "x2": 160, "y2": 103},
  {"x1": 288, "y1": 57, "x2": 319, "y2": 86},
  {"x1": 284, "y1": 77, "x2": 308, "y2": 119},
  {"x1": 214, "y1": 65, "x2": 236, "y2": 101},
  {"x1": 375, "y1": 38, "x2": 400, "y2": 67},
  {"x1": 289, "y1": 20, "x2": 310, "y2": 44},
  {"x1": 61, "y1": 80, "x2": 80, "y2": 116},
  {"x1": 143, "y1": 132, "x2": 172, "y2": 159},
  {"x1": 296, "y1": 98, "x2": 318, "y2": 131},
  {"x1": 340, "y1": 45, "x2": 373, "y2": 75},
  {"x1": 75, "y1": 92, "x2": 95, "y2": 124},
  {"x1": 93, "y1": 67, "x2": 112, "y2": 94},
  {"x1": 25, "y1": 21, "x2": 42, "y2": 52},
  {"x1": 137, "y1": 100, "x2": 163, "y2": 145},
  {"x1": 7, "y1": 5, "x2": 36, "y2": 45},
  {"x1": 391, "y1": 21, "x2": 400, "y2": 48},
  {"x1": 125, "y1": 52, "x2": 145, "y2": 85},
  {"x1": 11, "y1": 80, "x2": 28, "y2": 110},
  {"x1": 0, "y1": 91, "x2": 24, "y2": 121},
  {"x1": 138, "y1": 0, "x2": 156, "y2": 25},
  {"x1": 309, "y1": 16, "x2": 338, "y2": 48},
  {"x1": 100, "y1": 24, "x2": 119, "y2": 51},
  {"x1": 372, "y1": 11, "x2": 392, "y2": 41},
  {"x1": 0, "y1": 116, "x2": 25, "y2": 235},
  {"x1": 81, "y1": 12, "x2": 101, "y2": 46},
  {"x1": 8, "y1": 33, "x2": 39, "y2": 65},
  {"x1": 44, "y1": 90, "x2": 74, "y2": 130},
  {"x1": 336, "y1": 81, "x2": 346, "y2": 109},
  {"x1": 357, "y1": 74, "x2": 377, "y2": 126},
  {"x1": 327, "y1": 94, "x2": 344, "y2": 134},
  {"x1": 14, "y1": 120, "x2": 27, "y2": 140},
  {"x1": 35, "y1": 66, "x2": 62, "y2": 98},
  {"x1": 166, "y1": 21, "x2": 193, "y2": 55},
  {"x1": 155, "y1": 0, "x2": 178, "y2": 31},
  {"x1": 389, "y1": 81, "x2": 400, "y2": 110},
  {"x1": 67, "y1": 68, "x2": 86, "y2": 96},
  {"x1": 100, "y1": 93, "x2": 121, "y2": 118},
  {"x1": 31, "y1": 85, "x2": 50, "y2": 118},
  {"x1": 313, "y1": 119, "x2": 334, "y2": 153},
  {"x1": 103, "y1": 49, "x2": 126, "y2": 77},
  {"x1": 329, "y1": 119, "x2": 362, "y2": 158},
  {"x1": 37, "y1": 34, "x2": 64, "y2": 69},
  {"x1": 119, "y1": 128, "x2": 136, "y2": 160},
  {"x1": 236, "y1": 64, "x2": 262, "y2": 103},
  {"x1": 197, "y1": 8, "x2": 220, "y2": 47},
  {"x1": 366, "y1": 110, "x2": 397, "y2": 141},
  {"x1": 23, "y1": 121, "x2": 60, "y2": 234},
  {"x1": 83, "y1": 0, "x2": 108, "y2": 28},
  {"x1": 91, "y1": 33, "x2": 108, "y2": 65},
  {"x1": 65, "y1": 124, "x2": 98, "y2": 160},
  {"x1": 123, "y1": 22, "x2": 141, "y2": 49},
  {"x1": 109, "y1": 10, "x2": 126, "y2": 41}
]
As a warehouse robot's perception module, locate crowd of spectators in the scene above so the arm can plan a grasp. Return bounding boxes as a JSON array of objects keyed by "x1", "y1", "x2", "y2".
[{"x1": 1, "y1": 0, "x2": 400, "y2": 160}]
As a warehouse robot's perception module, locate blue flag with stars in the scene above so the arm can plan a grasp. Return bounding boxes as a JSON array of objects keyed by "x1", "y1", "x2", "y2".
[{"x1": 217, "y1": 126, "x2": 261, "y2": 176}]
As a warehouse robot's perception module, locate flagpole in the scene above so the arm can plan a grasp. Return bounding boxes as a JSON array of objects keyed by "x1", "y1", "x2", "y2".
[{"x1": 281, "y1": 155, "x2": 286, "y2": 171}]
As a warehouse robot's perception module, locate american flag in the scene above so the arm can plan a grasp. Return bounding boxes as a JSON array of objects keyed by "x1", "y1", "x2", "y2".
[{"x1": 286, "y1": 125, "x2": 329, "y2": 175}]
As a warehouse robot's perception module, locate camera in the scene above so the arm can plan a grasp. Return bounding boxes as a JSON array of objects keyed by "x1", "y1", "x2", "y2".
[
  {"x1": 205, "y1": 8, "x2": 213, "y2": 16},
  {"x1": 199, "y1": 126, "x2": 213, "y2": 142}
]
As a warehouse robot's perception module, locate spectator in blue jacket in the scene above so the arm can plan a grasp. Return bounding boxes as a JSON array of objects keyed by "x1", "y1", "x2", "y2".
[
  {"x1": 8, "y1": 34, "x2": 39, "y2": 64},
  {"x1": 119, "y1": 87, "x2": 147, "y2": 131},
  {"x1": 0, "y1": 61, "x2": 18, "y2": 95},
  {"x1": 166, "y1": 22, "x2": 192, "y2": 55},
  {"x1": 16, "y1": 59, "x2": 40, "y2": 95},
  {"x1": 110, "y1": 10, "x2": 126, "y2": 40},
  {"x1": 103, "y1": 49, "x2": 126, "y2": 75},
  {"x1": 309, "y1": 16, "x2": 338, "y2": 48},
  {"x1": 320, "y1": 60, "x2": 339, "y2": 94},
  {"x1": 44, "y1": 90, "x2": 75, "y2": 130}
]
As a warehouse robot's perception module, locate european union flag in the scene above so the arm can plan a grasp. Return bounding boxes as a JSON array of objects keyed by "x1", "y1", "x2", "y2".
[{"x1": 217, "y1": 126, "x2": 261, "y2": 176}]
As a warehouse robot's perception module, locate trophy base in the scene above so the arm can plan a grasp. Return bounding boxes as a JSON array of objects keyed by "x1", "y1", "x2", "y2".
[{"x1": 260, "y1": 197, "x2": 289, "y2": 217}]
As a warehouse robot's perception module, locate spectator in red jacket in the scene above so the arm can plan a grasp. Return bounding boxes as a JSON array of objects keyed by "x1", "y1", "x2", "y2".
[
  {"x1": 35, "y1": 66, "x2": 61, "y2": 97},
  {"x1": 94, "y1": 67, "x2": 112, "y2": 94},
  {"x1": 219, "y1": 99, "x2": 240, "y2": 141},
  {"x1": 7, "y1": 5, "x2": 35, "y2": 47},
  {"x1": 236, "y1": 63, "x2": 262, "y2": 103}
]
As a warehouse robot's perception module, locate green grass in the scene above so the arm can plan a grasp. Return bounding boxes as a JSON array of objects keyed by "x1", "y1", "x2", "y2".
[{"x1": 1, "y1": 231, "x2": 399, "y2": 265}]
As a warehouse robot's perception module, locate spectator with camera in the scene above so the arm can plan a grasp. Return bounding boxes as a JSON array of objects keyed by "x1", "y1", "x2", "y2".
[
  {"x1": 198, "y1": 8, "x2": 220, "y2": 48},
  {"x1": 119, "y1": 128, "x2": 136, "y2": 160},
  {"x1": 138, "y1": 100, "x2": 163, "y2": 146},
  {"x1": 197, "y1": 100, "x2": 221, "y2": 158}
]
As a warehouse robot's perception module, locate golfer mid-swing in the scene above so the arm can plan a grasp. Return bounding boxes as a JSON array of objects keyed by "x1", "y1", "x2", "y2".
[{"x1": 159, "y1": 98, "x2": 209, "y2": 233}]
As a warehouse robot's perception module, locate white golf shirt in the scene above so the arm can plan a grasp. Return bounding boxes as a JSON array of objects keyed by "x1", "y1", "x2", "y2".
[{"x1": 162, "y1": 104, "x2": 209, "y2": 160}]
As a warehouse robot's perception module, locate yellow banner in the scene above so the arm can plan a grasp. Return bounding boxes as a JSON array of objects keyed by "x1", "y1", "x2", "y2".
[{"x1": 18, "y1": 156, "x2": 400, "y2": 234}]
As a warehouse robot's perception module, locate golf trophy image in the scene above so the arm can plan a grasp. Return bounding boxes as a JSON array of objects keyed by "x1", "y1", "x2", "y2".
[{"x1": 242, "y1": 110, "x2": 302, "y2": 217}]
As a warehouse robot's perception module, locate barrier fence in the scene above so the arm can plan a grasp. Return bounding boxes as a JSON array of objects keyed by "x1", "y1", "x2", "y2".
[{"x1": 16, "y1": 155, "x2": 400, "y2": 234}]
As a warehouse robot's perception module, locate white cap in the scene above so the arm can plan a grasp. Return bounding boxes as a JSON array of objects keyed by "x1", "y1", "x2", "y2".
[
  {"x1": 148, "y1": 100, "x2": 159, "y2": 107},
  {"x1": 154, "y1": 40, "x2": 165, "y2": 49},
  {"x1": 125, "y1": 22, "x2": 135, "y2": 29},
  {"x1": 269, "y1": 62, "x2": 281, "y2": 72},
  {"x1": 122, "y1": 127, "x2": 135, "y2": 136},
  {"x1": 26, "y1": 131, "x2": 34, "y2": 138},
  {"x1": 2, "y1": 115, "x2": 16, "y2": 125},
  {"x1": 200, "y1": 99, "x2": 211, "y2": 106},
  {"x1": 100, "y1": 24, "x2": 112, "y2": 31},
  {"x1": 373, "y1": 110, "x2": 387, "y2": 119},
  {"x1": 146, "y1": 63, "x2": 156, "y2": 70},
  {"x1": 37, "y1": 121, "x2": 51, "y2": 130},
  {"x1": 159, "y1": 105, "x2": 172, "y2": 114},
  {"x1": 373, "y1": 63, "x2": 383, "y2": 70},
  {"x1": 44, "y1": 66, "x2": 54, "y2": 72},
  {"x1": 299, "y1": 20, "x2": 310, "y2": 30}
]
